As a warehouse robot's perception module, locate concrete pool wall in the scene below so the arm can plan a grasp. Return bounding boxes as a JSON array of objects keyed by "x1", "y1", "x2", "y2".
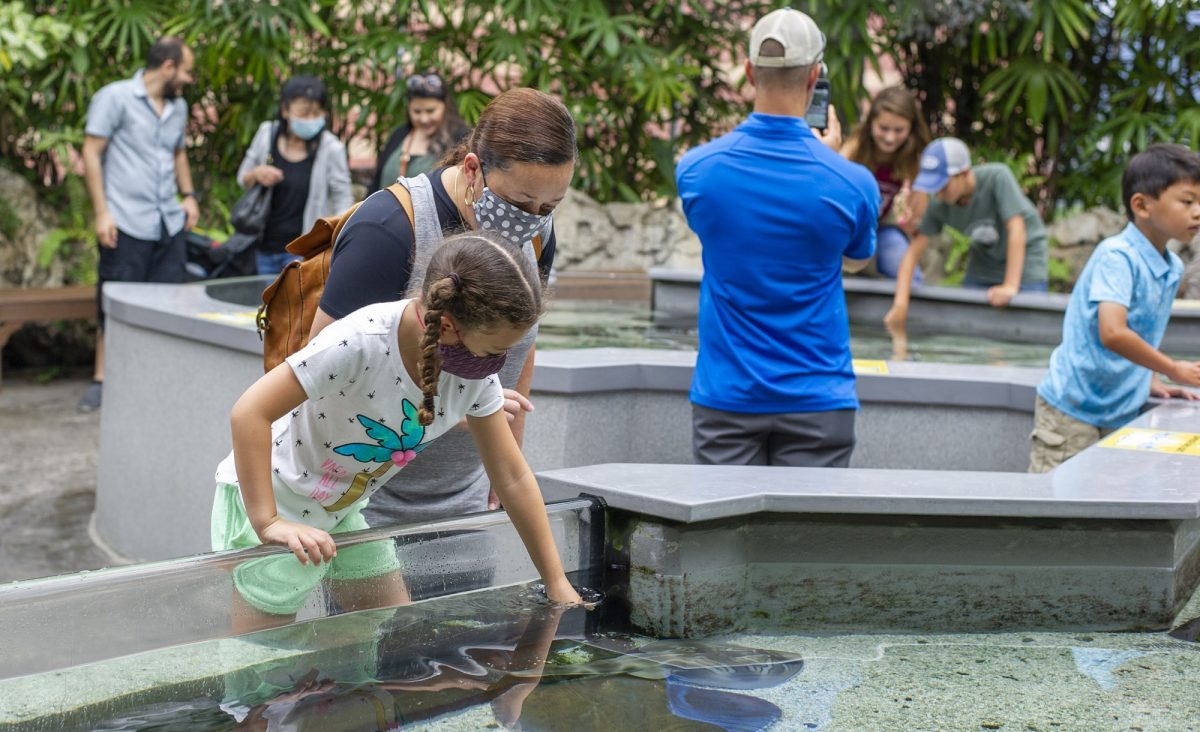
[
  {"x1": 650, "y1": 267, "x2": 1200, "y2": 349},
  {"x1": 98, "y1": 280, "x2": 1039, "y2": 562},
  {"x1": 93, "y1": 279, "x2": 1200, "y2": 634}
]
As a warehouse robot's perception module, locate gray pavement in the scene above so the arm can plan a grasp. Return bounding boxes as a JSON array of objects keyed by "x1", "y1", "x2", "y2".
[{"x1": 0, "y1": 375, "x2": 112, "y2": 582}]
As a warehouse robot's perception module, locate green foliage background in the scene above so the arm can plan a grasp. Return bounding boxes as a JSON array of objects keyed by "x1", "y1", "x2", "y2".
[{"x1": 2, "y1": 0, "x2": 1199, "y2": 238}]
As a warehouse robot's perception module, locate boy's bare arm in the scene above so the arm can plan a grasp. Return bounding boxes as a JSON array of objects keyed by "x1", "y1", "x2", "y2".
[
  {"x1": 987, "y1": 215, "x2": 1026, "y2": 308},
  {"x1": 1098, "y1": 302, "x2": 1200, "y2": 386}
]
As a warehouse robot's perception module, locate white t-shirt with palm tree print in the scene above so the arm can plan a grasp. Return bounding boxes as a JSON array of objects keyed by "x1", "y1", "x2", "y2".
[{"x1": 215, "y1": 299, "x2": 504, "y2": 530}]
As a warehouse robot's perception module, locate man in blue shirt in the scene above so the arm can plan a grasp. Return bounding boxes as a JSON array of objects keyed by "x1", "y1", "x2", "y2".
[
  {"x1": 675, "y1": 8, "x2": 880, "y2": 467},
  {"x1": 80, "y1": 37, "x2": 199, "y2": 411},
  {"x1": 1031, "y1": 144, "x2": 1200, "y2": 472}
]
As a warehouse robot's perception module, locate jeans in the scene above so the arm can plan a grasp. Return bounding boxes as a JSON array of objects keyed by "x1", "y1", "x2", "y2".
[
  {"x1": 876, "y1": 225, "x2": 921, "y2": 283},
  {"x1": 256, "y1": 250, "x2": 303, "y2": 276}
]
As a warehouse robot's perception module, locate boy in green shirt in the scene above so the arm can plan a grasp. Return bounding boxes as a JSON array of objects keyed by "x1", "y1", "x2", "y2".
[{"x1": 885, "y1": 137, "x2": 1049, "y2": 329}]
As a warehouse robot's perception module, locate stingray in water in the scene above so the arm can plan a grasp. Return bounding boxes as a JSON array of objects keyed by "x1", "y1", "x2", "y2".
[
  {"x1": 516, "y1": 676, "x2": 783, "y2": 732},
  {"x1": 507, "y1": 638, "x2": 801, "y2": 731},
  {"x1": 516, "y1": 638, "x2": 804, "y2": 690}
]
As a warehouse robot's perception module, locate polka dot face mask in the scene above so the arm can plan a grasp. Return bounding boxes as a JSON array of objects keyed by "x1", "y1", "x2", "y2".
[{"x1": 473, "y1": 186, "x2": 550, "y2": 248}]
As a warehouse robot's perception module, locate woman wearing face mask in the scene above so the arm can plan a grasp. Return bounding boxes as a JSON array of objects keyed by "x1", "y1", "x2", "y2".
[
  {"x1": 236, "y1": 75, "x2": 354, "y2": 275},
  {"x1": 841, "y1": 86, "x2": 932, "y2": 280},
  {"x1": 309, "y1": 87, "x2": 575, "y2": 537},
  {"x1": 370, "y1": 70, "x2": 471, "y2": 193}
]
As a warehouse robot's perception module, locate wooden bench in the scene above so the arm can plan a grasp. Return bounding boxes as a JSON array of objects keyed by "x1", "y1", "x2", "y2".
[
  {"x1": 551, "y1": 271, "x2": 650, "y2": 301},
  {"x1": 0, "y1": 285, "x2": 97, "y2": 386}
]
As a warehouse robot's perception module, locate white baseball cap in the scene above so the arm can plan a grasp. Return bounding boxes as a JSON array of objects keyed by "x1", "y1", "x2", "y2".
[{"x1": 749, "y1": 8, "x2": 826, "y2": 68}]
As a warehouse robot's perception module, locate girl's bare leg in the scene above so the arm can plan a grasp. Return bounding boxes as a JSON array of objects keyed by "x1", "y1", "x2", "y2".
[
  {"x1": 330, "y1": 570, "x2": 412, "y2": 613},
  {"x1": 231, "y1": 589, "x2": 296, "y2": 635}
]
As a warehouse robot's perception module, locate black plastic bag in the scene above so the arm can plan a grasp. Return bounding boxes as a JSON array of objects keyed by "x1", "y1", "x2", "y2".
[
  {"x1": 229, "y1": 184, "x2": 272, "y2": 236},
  {"x1": 185, "y1": 231, "x2": 258, "y2": 281}
]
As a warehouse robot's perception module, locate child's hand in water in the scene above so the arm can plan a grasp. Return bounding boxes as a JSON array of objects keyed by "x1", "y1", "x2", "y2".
[
  {"x1": 545, "y1": 578, "x2": 584, "y2": 606},
  {"x1": 259, "y1": 519, "x2": 337, "y2": 565}
]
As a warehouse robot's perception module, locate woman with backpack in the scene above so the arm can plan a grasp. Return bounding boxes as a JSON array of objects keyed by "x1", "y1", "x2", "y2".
[
  {"x1": 306, "y1": 87, "x2": 575, "y2": 541},
  {"x1": 236, "y1": 75, "x2": 354, "y2": 275}
]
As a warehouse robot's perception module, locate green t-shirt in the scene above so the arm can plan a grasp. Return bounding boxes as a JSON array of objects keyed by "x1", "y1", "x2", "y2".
[
  {"x1": 919, "y1": 163, "x2": 1048, "y2": 285},
  {"x1": 380, "y1": 145, "x2": 439, "y2": 186}
]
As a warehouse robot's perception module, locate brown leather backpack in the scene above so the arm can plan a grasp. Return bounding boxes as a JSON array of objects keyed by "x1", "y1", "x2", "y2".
[{"x1": 256, "y1": 183, "x2": 413, "y2": 372}]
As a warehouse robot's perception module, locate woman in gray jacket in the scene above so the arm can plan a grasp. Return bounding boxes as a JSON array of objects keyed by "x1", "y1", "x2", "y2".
[{"x1": 236, "y1": 75, "x2": 354, "y2": 275}]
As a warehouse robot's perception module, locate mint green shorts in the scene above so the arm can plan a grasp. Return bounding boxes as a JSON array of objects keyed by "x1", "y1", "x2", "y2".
[{"x1": 211, "y1": 482, "x2": 402, "y2": 616}]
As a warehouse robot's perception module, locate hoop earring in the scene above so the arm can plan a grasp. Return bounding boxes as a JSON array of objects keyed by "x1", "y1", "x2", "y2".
[{"x1": 455, "y1": 165, "x2": 476, "y2": 208}]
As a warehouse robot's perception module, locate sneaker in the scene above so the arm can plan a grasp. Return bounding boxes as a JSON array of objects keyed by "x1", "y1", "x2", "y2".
[{"x1": 78, "y1": 381, "x2": 102, "y2": 412}]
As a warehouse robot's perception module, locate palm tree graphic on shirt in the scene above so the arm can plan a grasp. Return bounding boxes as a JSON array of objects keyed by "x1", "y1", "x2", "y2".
[{"x1": 324, "y1": 399, "x2": 427, "y2": 512}]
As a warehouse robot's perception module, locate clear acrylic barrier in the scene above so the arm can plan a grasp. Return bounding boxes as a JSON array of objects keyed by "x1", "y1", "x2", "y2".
[{"x1": 0, "y1": 498, "x2": 603, "y2": 681}]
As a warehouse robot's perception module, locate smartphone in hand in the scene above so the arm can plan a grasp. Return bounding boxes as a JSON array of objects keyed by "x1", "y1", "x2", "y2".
[{"x1": 806, "y1": 77, "x2": 831, "y2": 131}]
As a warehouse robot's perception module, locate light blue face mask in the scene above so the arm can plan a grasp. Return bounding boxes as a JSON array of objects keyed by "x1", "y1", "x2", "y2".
[{"x1": 289, "y1": 115, "x2": 326, "y2": 141}]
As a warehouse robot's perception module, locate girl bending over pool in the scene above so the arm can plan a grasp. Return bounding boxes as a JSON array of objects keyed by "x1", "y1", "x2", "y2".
[{"x1": 213, "y1": 230, "x2": 582, "y2": 631}]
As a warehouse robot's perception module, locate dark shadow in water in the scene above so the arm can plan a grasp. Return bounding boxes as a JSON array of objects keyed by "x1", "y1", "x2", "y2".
[{"x1": 73, "y1": 585, "x2": 803, "y2": 732}]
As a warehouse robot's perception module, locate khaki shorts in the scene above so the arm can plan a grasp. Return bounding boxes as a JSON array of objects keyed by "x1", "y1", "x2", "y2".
[
  {"x1": 1027, "y1": 396, "x2": 1115, "y2": 473},
  {"x1": 212, "y1": 482, "x2": 401, "y2": 616}
]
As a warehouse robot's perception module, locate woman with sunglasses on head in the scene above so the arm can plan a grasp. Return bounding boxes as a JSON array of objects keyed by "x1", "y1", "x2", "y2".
[
  {"x1": 840, "y1": 85, "x2": 932, "y2": 281},
  {"x1": 237, "y1": 75, "x2": 353, "y2": 275},
  {"x1": 309, "y1": 87, "x2": 576, "y2": 536},
  {"x1": 370, "y1": 71, "x2": 471, "y2": 193}
]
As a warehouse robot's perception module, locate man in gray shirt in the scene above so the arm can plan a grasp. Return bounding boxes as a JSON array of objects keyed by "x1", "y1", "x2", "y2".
[{"x1": 80, "y1": 37, "x2": 199, "y2": 411}]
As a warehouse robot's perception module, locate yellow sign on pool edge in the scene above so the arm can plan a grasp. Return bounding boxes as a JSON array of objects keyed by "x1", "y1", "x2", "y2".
[
  {"x1": 197, "y1": 310, "x2": 258, "y2": 327},
  {"x1": 852, "y1": 359, "x2": 889, "y2": 375},
  {"x1": 1099, "y1": 428, "x2": 1200, "y2": 457}
]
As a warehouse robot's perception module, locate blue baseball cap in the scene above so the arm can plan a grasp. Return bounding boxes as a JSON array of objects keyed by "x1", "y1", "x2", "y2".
[{"x1": 912, "y1": 137, "x2": 971, "y2": 193}]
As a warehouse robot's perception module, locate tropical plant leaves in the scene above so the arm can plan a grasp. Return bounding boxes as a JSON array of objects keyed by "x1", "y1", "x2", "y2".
[{"x1": 3, "y1": 0, "x2": 1199, "y2": 232}]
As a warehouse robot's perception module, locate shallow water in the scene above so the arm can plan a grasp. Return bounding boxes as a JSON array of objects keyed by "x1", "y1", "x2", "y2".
[
  {"x1": 537, "y1": 300, "x2": 1059, "y2": 367},
  {"x1": 7, "y1": 584, "x2": 798, "y2": 732},
  {"x1": 7, "y1": 581, "x2": 1200, "y2": 731}
]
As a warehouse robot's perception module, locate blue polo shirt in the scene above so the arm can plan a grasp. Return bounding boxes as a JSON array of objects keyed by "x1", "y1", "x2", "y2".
[
  {"x1": 676, "y1": 113, "x2": 879, "y2": 413},
  {"x1": 1039, "y1": 223, "x2": 1183, "y2": 429},
  {"x1": 85, "y1": 70, "x2": 188, "y2": 241}
]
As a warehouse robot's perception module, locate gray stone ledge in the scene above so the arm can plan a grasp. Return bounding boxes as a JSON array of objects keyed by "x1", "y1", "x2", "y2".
[
  {"x1": 531, "y1": 349, "x2": 1042, "y2": 410},
  {"x1": 104, "y1": 280, "x2": 263, "y2": 355},
  {"x1": 538, "y1": 399, "x2": 1200, "y2": 523}
]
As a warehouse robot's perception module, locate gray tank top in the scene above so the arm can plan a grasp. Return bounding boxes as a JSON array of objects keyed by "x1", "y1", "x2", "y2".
[{"x1": 360, "y1": 172, "x2": 544, "y2": 527}]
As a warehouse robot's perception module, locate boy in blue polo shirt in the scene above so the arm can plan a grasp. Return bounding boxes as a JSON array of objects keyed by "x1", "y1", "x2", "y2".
[{"x1": 1030, "y1": 144, "x2": 1200, "y2": 472}]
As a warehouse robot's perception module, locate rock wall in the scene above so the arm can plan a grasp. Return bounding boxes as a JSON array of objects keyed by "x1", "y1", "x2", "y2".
[
  {"x1": 553, "y1": 188, "x2": 1200, "y2": 298},
  {"x1": 0, "y1": 167, "x2": 95, "y2": 369},
  {"x1": 1046, "y1": 207, "x2": 1200, "y2": 296},
  {"x1": 0, "y1": 167, "x2": 66, "y2": 288},
  {"x1": 550, "y1": 189, "x2": 700, "y2": 271},
  {"x1": 1045, "y1": 207, "x2": 1128, "y2": 286}
]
